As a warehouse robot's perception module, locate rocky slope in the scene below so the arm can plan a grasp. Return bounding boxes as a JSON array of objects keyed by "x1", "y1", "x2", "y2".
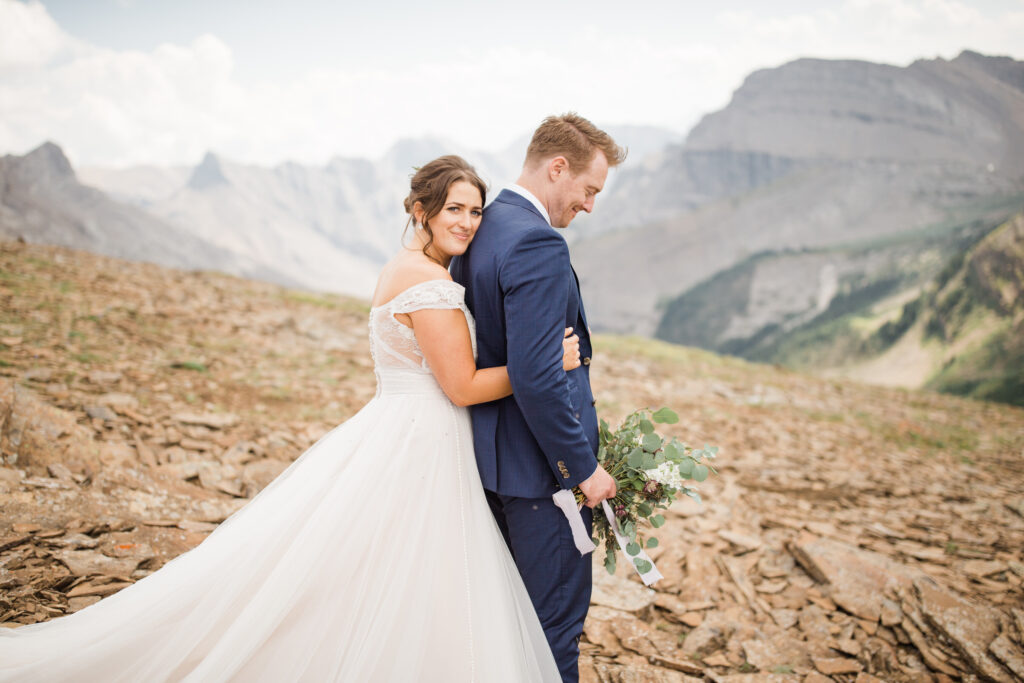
[
  {"x1": 575, "y1": 51, "x2": 1024, "y2": 338},
  {"x1": 1, "y1": 241, "x2": 1022, "y2": 681}
]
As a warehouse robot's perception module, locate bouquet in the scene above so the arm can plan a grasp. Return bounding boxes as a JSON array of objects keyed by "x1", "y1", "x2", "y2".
[{"x1": 575, "y1": 407, "x2": 717, "y2": 578}]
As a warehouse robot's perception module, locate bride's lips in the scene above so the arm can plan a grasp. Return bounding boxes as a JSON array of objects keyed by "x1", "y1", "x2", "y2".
[{"x1": 450, "y1": 231, "x2": 471, "y2": 241}]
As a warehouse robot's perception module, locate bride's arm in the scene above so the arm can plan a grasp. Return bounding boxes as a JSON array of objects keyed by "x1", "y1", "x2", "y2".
[{"x1": 410, "y1": 310, "x2": 580, "y2": 407}]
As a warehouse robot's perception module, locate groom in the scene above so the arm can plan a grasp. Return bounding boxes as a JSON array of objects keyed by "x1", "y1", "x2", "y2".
[{"x1": 451, "y1": 113, "x2": 626, "y2": 682}]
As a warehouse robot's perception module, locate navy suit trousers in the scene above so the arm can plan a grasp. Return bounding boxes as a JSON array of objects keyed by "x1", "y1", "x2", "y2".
[{"x1": 486, "y1": 490, "x2": 593, "y2": 683}]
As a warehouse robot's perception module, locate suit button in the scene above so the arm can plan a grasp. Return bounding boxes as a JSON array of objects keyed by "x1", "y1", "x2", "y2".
[
  {"x1": 582, "y1": 357, "x2": 591, "y2": 366},
  {"x1": 574, "y1": 412, "x2": 580, "y2": 419}
]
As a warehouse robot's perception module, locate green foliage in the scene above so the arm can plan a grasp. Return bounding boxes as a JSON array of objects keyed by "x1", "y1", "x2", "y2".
[{"x1": 579, "y1": 407, "x2": 718, "y2": 576}]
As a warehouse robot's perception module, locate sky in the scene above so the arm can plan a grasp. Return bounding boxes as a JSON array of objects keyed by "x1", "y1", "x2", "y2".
[{"x1": 1, "y1": 0, "x2": 1023, "y2": 168}]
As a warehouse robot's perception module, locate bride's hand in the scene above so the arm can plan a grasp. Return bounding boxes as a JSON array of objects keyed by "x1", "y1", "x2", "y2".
[{"x1": 562, "y1": 327, "x2": 581, "y2": 371}]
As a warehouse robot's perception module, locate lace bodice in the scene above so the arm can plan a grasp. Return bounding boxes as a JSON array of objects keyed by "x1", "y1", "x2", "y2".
[{"x1": 369, "y1": 279, "x2": 476, "y2": 376}]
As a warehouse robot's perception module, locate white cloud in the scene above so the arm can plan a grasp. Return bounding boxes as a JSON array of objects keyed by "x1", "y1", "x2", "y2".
[
  {"x1": 0, "y1": 0, "x2": 74, "y2": 68},
  {"x1": 0, "y1": 0, "x2": 1022, "y2": 168}
]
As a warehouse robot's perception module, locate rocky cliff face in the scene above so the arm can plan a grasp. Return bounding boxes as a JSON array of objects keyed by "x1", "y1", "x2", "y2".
[{"x1": 575, "y1": 51, "x2": 1024, "y2": 344}]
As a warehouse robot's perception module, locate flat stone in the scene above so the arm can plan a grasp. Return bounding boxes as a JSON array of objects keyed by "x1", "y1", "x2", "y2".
[
  {"x1": 989, "y1": 634, "x2": 1024, "y2": 680},
  {"x1": 803, "y1": 674, "x2": 832, "y2": 683},
  {"x1": 812, "y1": 656, "x2": 863, "y2": 675},
  {"x1": 681, "y1": 611, "x2": 736, "y2": 657},
  {"x1": 740, "y1": 631, "x2": 812, "y2": 670},
  {"x1": 47, "y1": 533, "x2": 99, "y2": 550},
  {"x1": 914, "y1": 577, "x2": 1013, "y2": 683},
  {"x1": 755, "y1": 579, "x2": 788, "y2": 594},
  {"x1": 880, "y1": 598, "x2": 902, "y2": 626},
  {"x1": 23, "y1": 367, "x2": 53, "y2": 382},
  {"x1": 66, "y1": 581, "x2": 132, "y2": 598},
  {"x1": 11, "y1": 523, "x2": 40, "y2": 533},
  {"x1": 854, "y1": 674, "x2": 886, "y2": 683},
  {"x1": 98, "y1": 392, "x2": 138, "y2": 408},
  {"x1": 57, "y1": 550, "x2": 139, "y2": 578},
  {"x1": 680, "y1": 612, "x2": 703, "y2": 628},
  {"x1": 718, "y1": 530, "x2": 763, "y2": 553},
  {"x1": 790, "y1": 536, "x2": 922, "y2": 621},
  {"x1": 591, "y1": 564, "x2": 657, "y2": 613},
  {"x1": 98, "y1": 442, "x2": 136, "y2": 468},
  {"x1": 583, "y1": 606, "x2": 622, "y2": 652},
  {"x1": 961, "y1": 559, "x2": 1008, "y2": 578},
  {"x1": 242, "y1": 458, "x2": 290, "y2": 495},
  {"x1": 87, "y1": 370, "x2": 122, "y2": 385},
  {"x1": 47, "y1": 463, "x2": 75, "y2": 481},
  {"x1": 67, "y1": 596, "x2": 101, "y2": 612},
  {"x1": 84, "y1": 403, "x2": 118, "y2": 421},
  {"x1": 0, "y1": 468, "x2": 24, "y2": 486},
  {"x1": 172, "y1": 411, "x2": 239, "y2": 429},
  {"x1": 769, "y1": 608, "x2": 799, "y2": 629}
]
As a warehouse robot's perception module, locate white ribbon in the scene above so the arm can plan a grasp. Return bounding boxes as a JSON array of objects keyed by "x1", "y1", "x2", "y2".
[
  {"x1": 601, "y1": 500, "x2": 664, "y2": 587},
  {"x1": 552, "y1": 489, "x2": 596, "y2": 556}
]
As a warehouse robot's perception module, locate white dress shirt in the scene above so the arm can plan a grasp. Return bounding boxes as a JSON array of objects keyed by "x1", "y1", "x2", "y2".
[{"x1": 505, "y1": 184, "x2": 551, "y2": 226}]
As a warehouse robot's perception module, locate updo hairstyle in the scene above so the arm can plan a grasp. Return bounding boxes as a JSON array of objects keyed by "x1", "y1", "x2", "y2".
[{"x1": 403, "y1": 155, "x2": 487, "y2": 263}]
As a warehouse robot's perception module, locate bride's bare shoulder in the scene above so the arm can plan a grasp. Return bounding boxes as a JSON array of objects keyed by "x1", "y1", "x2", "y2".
[{"x1": 372, "y1": 253, "x2": 452, "y2": 307}]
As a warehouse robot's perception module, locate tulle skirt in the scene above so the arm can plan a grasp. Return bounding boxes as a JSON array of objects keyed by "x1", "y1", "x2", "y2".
[{"x1": 0, "y1": 372, "x2": 561, "y2": 682}]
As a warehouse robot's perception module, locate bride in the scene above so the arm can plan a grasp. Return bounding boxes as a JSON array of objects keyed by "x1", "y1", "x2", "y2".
[{"x1": 0, "y1": 155, "x2": 575, "y2": 682}]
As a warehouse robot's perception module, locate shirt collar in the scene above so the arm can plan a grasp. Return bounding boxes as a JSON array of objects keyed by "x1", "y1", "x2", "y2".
[{"x1": 506, "y1": 184, "x2": 551, "y2": 226}]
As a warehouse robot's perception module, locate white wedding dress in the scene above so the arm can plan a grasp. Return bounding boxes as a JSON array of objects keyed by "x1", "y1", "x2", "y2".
[{"x1": 0, "y1": 279, "x2": 561, "y2": 682}]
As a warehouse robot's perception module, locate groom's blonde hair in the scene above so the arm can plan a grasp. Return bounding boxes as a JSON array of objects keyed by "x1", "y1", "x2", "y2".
[{"x1": 524, "y1": 113, "x2": 627, "y2": 173}]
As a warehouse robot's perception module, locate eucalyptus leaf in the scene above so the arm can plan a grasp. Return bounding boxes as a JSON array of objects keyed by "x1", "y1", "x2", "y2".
[
  {"x1": 650, "y1": 514, "x2": 665, "y2": 528},
  {"x1": 641, "y1": 433, "x2": 662, "y2": 453},
  {"x1": 633, "y1": 558, "x2": 653, "y2": 574},
  {"x1": 678, "y1": 458, "x2": 694, "y2": 477},
  {"x1": 693, "y1": 464, "x2": 709, "y2": 482},
  {"x1": 652, "y1": 407, "x2": 679, "y2": 424},
  {"x1": 639, "y1": 419, "x2": 654, "y2": 434},
  {"x1": 627, "y1": 448, "x2": 643, "y2": 468},
  {"x1": 626, "y1": 541, "x2": 641, "y2": 556},
  {"x1": 646, "y1": 537, "x2": 659, "y2": 549}
]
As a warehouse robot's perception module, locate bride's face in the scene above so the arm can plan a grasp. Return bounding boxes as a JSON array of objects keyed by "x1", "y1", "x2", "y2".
[{"x1": 417, "y1": 180, "x2": 483, "y2": 261}]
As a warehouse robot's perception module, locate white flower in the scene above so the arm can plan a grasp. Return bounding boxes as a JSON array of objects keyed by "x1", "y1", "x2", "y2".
[{"x1": 647, "y1": 461, "x2": 683, "y2": 490}]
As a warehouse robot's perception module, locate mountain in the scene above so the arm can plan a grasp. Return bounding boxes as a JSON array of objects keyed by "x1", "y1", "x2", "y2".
[
  {"x1": 0, "y1": 142, "x2": 292, "y2": 285},
  {"x1": 78, "y1": 137, "x2": 531, "y2": 298},
  {"x1": 576, "y1": 51, "x2": 1024, "y2": 338},
  {"x1": 76, "y1": 124, "x2": 679, "y2": 289}
]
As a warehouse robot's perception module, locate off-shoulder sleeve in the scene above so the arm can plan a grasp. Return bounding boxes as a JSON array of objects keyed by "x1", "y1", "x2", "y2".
[{"x1": 389, "y1": 279, "x2": 466, "y2": 314}]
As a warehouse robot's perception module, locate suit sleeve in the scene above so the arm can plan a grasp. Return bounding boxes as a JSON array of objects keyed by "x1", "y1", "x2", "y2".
[{"x1": 500, "y1": 227, "x2": 598, "y2": 490}]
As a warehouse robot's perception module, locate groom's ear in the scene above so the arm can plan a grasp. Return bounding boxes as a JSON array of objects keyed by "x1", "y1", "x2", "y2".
[{"x1": 548, "y1": 156, "x2": 569, "y2": 182}]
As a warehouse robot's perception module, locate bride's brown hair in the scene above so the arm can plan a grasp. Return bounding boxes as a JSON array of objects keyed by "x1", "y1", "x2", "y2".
[{"x1": 403, "y1": 155, "x2": 487, "y2": 264}]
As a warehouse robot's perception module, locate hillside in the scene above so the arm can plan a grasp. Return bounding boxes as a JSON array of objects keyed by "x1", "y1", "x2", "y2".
[
  {"x1": 1, "y1": 242, "x2": 1022, "y2": 681},
  {"x1": 575, "y1": 51, "x2": 1024, "y2": 337},
  {"x1": 659, "y1": 212, "x2": 1024, "y2": 407}
]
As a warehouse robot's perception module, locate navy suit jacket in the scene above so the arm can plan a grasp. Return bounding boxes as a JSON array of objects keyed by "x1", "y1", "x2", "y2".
[{"x1": 450, "y1": 189, "x2": 599, "y2": 498}]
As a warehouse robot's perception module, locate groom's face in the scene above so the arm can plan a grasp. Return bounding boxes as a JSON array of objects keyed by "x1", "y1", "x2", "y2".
[{"x1": 547, "y1": 151, "x2": 609, "y2": 229}]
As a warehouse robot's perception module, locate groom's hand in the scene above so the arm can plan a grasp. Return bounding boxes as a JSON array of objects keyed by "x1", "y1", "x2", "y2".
[{"x1": 578, "y1": 464, "x2": 617, "y2": 508}]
